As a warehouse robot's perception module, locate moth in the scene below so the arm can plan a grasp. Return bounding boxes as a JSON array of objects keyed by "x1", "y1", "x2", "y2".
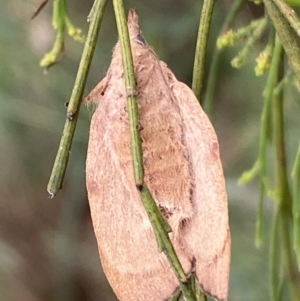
[{"x1": 86, "y1": 9, "x2": 230, "y2": 301}]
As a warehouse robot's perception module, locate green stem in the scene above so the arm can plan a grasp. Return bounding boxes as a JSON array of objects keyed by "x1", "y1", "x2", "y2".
[
  {"x1": 279, "y1": 211, "x2": 300, "y2": 301},
  {"x1": 292, "y1": 142, "x2": 300, "y2": 269},
  {"x1": 112, "y1": 1, "x2": 197, "y2": 300},
  {"x1": 40, "y1": 0, "x2": 65, "y2": 68},
  {"x1": 47, "y1": 0, "x2": 108, "y2": 197},
  {"x1": 272, "y1": 0, "x2": 300, "y2": 34},
  {"x1": 272, "y1": 36, "x2": 300, "y2": 301},
  {"x1": 192, "y1": 0, "x2": 215, "y2": 101},
  {"x1": 253, "y1": 33, "x2": 279, "y2": 246},
  {"x1": 140, "y1": 187, "x2": 196, "y2": 301},
  {"x1": 269, "y1": 208, "x2": 282, "y2": 301},
  {"x1": 204, "y1": 0, "x2": 247, "y2": 115},
  {"x1": 255, "y1": 181, "x2": 266, "y2": 247},
  {"x1": 264, "y1": 0, "x2": 300, "y2": 84},
  {"x1": 231, "y1": 17, "x2": 268, "y2": 68},
  {"x1": 171, "y1": 290, "x2": 182, "y2": 301},
  {"x1": 112, "y1": 0, "x2": 144, "y2": 187}
]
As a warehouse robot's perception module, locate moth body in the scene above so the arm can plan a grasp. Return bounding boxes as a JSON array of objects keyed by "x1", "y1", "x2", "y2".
[{"x1": 86, "y1": 9, "x2": 230, "y2": 301}]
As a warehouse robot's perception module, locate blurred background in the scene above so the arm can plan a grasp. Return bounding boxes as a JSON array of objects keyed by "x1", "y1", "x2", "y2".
[{"x1": 1, "y1": 1, "x2": 299, "y2": 300}]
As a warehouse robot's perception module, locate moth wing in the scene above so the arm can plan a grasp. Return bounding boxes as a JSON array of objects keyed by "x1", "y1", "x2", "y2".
[
  {"x1": 169, "y1": 74, "x2": 231, "y2": 301},
  {"x1": 86, "y1": 76, "x2": 183, "y2": 301}
]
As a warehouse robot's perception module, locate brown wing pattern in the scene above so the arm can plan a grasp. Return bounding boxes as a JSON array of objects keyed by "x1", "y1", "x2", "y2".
[{"x1": 86, "y1": 9, "x2": 230, "y2": 301}]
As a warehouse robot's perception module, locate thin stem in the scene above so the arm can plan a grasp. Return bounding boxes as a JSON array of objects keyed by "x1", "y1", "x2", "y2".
[
  {"x1": 171, "y1": 290, "x2": 182, "y2": 301},
  {"x1": 112, "y1": 1, "x2": 197, "y2": 300},
  {"x1": 269, "y1": 208, "x2": 282, "y2": 301},
  {"x1": 112, "y1": 0, "x2": 144, "y2": 187},
  {"x1": 231, "y1": 17, "x2": 268, "y2": 68},
  {"x1": 279, "y1": 211, "x2": 300, "y2": 301},
  {"x1": 272, "y1": 35, "x2": 300, "y2": 301},
  {"x1": 191, "y1": 274, "x2": 207, "y2": 301},
  {"x1": 272, "y1": 0, "x2": 300, "y2": 35},
  {"x1": 47, "y1": 0, "x2": 108, "y2": 197},
  {"x1": 192, "y1": 0, "x2": 215, "y2": 101},
  {"x1": 253, "y1": 32, "x2": 279, "y2": 246},
  {"x1": 255, "y1": 181, "x2": 266, "y2": 247},
  {"x1": 31, "y1": 0, "x2": 50, "y2": 20},
  {"x1": 204, "y1": 0, "x2": 247, "y2": 115},
  {"x1": 264, "y1": 0, "x2": 300, "y2": 84},
  {"x1": 40, "y1": 0, "x2": 65, "y2": 68},
  {"x1": 292, "y1": 142, "x2": 300, "y2": 269},
  {"x1": 140, "y1": 187, "x2": 197, "y2": 301}
]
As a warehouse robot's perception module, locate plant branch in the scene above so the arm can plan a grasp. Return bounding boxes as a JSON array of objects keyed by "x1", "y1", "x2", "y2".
[
  {"x1": 269, "y1": 208, "x2": 283, "y2": 301},
  {"x1": 239, "y1": 32, "x2": 279, "y2": 246},
  {"x1": 231, "y1": 17, "x2": 268, "y2": 68},
  {"x1": 204, "y1": 0, "x2": 247, "y2": 115},
  {"x1": 192, "y1": 0, "x2": 215, "y2": 101},
  {"x1": 39, "y1": 0, "x2": 85, "y2": 68},
  {"x1": 292, "y1": 142, "x2": 300, "y2": 269},
  {"x1": 272, "y1": 0, "x2": 300, "y2": 34},
  {"x1": 112, "y1": 0, "x2": 144, "y2": 187},
  {"x1": 272, "y1": 35, "x2": 300, "y2": 301},
  {"x1": 47, "y1": 0, "x2": 108, "y2": 197},
  {"x1": 264, "y1": 0, "x2": 300, "y2": 84}
]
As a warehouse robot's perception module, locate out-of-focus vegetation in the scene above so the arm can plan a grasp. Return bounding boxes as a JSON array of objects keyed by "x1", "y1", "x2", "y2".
[{"x1": 1, "y1": 1, "x2": 300, "y2": 300}]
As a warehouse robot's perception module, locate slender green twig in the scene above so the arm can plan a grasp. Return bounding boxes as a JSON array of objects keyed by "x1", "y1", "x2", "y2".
[
  {"x1": 272, "y1": 36, "x2": 300, "y2": 301},
  {"x1": 204, "y1": 0, "x2": 247, "y2": 115},
  {"x1": 192, "y1": 0, "x2": 215, "y2": 101},
  {"x1": 272, "y1": 0, "x2": 300, "y2": 34},
  {"x1": 40, "y1": 0, "x2": 65, "y2": 68},
  {"x1": 273, "y1": 70, "x2": 292, "y2": 97},
  {"x1": 112, "y1": 0, "x2": 144, "y2": 187},
  {"x1": 112, "y1": 1, "x2": 197, "y2": 300},
  {"x1": 253, "y1": 33, "x2": 279, "y2": 246},
  {"x1": 171, "y1": 290, "x2": 182, "y2": 301},
  {"x1": 191, "y1": 274, "x2": 207, "y2": 301},
  {"x1": 231, "y1": 17, "x2": 268, "y2": 68},
  {"x1": 239, "y1": 33, "x2": 278, "y2": 246},
  {"x1": 47, "y1": 0, "x2": 108, "y2": 197},
  {"x1": 40, "y1": 0, "x2": 85, "y2": 68},
  {"x1": 269, "y1": 208, "x2": 282, "y2": 301},
  {"x1": 279, "y1": 212, "x2": 300, "y2": 301},
  {"x1": 292, "y1": 142, "x2": 300, "y2": 269},
  {"x1": 217, "y1": 17, "x2": 266, "y2": 50},
  {"x1": 140, "y1": 187, "x2": 196, "y2": 301},
  {"x1": 264, "y1": 0, "x2": 300, "y2": 84}
]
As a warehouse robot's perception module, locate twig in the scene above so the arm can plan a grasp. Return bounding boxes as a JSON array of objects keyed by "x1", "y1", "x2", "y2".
[
  {"x1": 272, "y1": 0, "x2": 300, "y2": 35},
  {"x1": 31, "y1": 0, "x2": 50, "y2": 20},
  {"x1": 112, "y1": 0, "x2": 144, "y2": 187},
  {"x1": 254, "y1": 32, "x2": 278, "y2": 247},
  {"x1": 112, "y1": 1, "x2": 197, "y2": 300},
  {"x1": 192, "y1": 0, "x2": 215, "y2": 101},
  {"x1": 204, "y1": 0, "x2": 247, "y2": 115},
  {"x1": 264, "y1": 0, "x2": 300, "y2": 84},
  {"x1": 292, "y1": 142, "x2": 300, "y2": 270},
  {"x1": 231, "y1": 17, "x2": 268, "y2": 68},
  {"x1": 47, "y1": 0, "x2": 108, "y2": 197},
  {"x1": 272, "y1": 35, "x2": 300, "y2": 301},
  {"x1": 269, "y1": 208, "x2": 283, "y2": 301}
]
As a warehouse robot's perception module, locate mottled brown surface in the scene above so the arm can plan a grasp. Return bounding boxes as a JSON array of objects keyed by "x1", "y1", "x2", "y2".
[{"x1": 86, "y1": 9, "x2": 230, "y2": 301}]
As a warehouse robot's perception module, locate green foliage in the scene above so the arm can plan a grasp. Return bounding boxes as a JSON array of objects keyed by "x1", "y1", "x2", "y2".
[
  {"x1": 34, "y1": 0, "x2": 85, "y2": 68},
  {"x1": 215, "y1": 0, "x2": 300, "y2": 300}
]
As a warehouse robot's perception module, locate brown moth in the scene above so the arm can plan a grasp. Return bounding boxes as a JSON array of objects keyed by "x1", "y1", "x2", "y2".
[{"x1": 86, "y1": 9, "x2": 230, "y2": 301}]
